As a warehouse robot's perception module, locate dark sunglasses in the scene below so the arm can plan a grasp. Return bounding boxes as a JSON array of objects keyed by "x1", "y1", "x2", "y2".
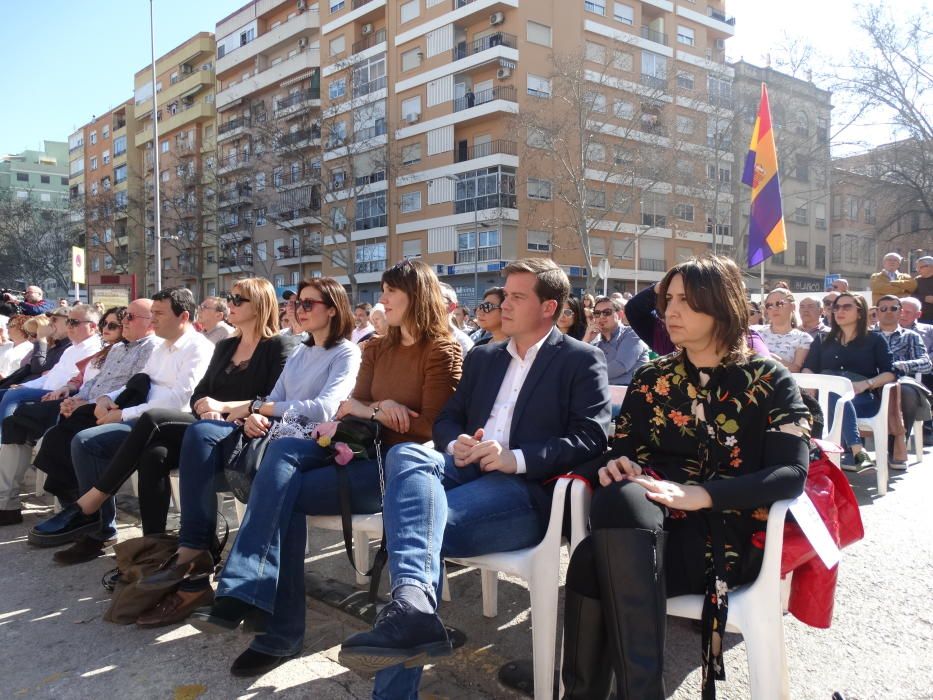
[
  {"x1": 593, "y1": 308, "x2": 616, "y2": 318},
  {"x1": 476, "y1": 302, "x2": 501, "y2": 313},
  {"x1": 833, "y1": 302, "x2": 857, "y2": 311},
  {"x1": 101, "y1": 321, "x2": 122, "y2": 331},
  {"x1": 764, "y1": 300, "x2": 786, "y2": 310},
  {"x1": 561, "y1": 308, "x2": 575, "y2": 317},
  {"x1": 878, "y1": 305, "x2": 901, "y2": 312},
  {"x1": 124, "y1": 313, "x2": 151, "y2": 322},
  {"x1": 294, "y1": 298, "x2": 330, "y2": 312},
  {"x1": 226, "y1": 294, "x2": 251, "y2": 307},
  {"x1": 65, "y1": 318, "x2": 88, "y2": 327}
]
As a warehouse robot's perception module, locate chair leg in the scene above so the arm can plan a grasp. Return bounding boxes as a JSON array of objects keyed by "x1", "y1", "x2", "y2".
[
  {"x1": 481, "y1": 569, "x2": 498, "y2": 618},
  {"x1": 353, "y1": 530, "x2": 371, "y2": 586},
  {"x1": 736, "y1": 597, "x2": 789, "y2": 700},
  {"x1": 914, "y1": 421, "x2": 924, "y2": 464},
  {"x1": 875, "y1": 440, "x2": 889, "y2": 496},
  {"x1": 34, "y1": 467, "x2": 47, "y2": 498},
  {"x1": 169, "y1": 474, "x2": 181, "y2": 512},
  {"x1": 233, "y1": 498, "x2": 246, "y2": 525},
  {"x1": 441, "y1": 562, "x2": 451, "y2": 602},
  {"x1": 528, "y1": 572, "x2": 560, "y2": 700}
]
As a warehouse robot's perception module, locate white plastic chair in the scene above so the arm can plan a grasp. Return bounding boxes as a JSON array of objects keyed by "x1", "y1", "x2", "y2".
[
  {"x1": 791, "y1": 373, "x2": 854, "y2": 450},
  {"x1": 608, "y1": 385, "x2": 628, "y2": 408},
  {"x1": 443, "y1": 476, "x2": 590, "y2": 700},
  {"x1": 168, "y1": 473, "x2": 244, "y2": 526},
  {"x1": 304, "y1": 512, "x2": 384, "y2": 586},
  {"x1": 854, "y1": 383, "x2": 896, "y2": 495}
]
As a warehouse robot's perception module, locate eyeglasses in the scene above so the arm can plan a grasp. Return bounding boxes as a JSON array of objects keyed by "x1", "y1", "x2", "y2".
[
  {"x1": 832, "y1": 302, "x2": 857, "y2": 311},
  {"x1": 124, "y1": 313, "x2": 151, "y2": 322},
  {"x1": 199, "y1": 304, "x2": 219, "y2": 311},
  {"x1": 593, "y1": 309, "x2": 616, "y2": 318},
  {"x1": 65, "y1": 318, "x2": 88, "y2": 327},
  {"x1": 476, "y1": 302, "x2": 501, "y2": 313},
  {"x1": 764, "y1": 300, "x2": 786, "y2": 310},
  {"x1": 101, "y1": 321, "x2": 122, "y2": 331},
  {"x1": 878, "y1": 305, "x2": 901, "y2": 312},
  {"x1": 561, "y1": 308, "x2": 575, "y2": 317},
  {"x1": 294, "y1": 298, "x2": 330, "y2": 312},
  {"x1": 748, "y1": 308, "x2": 760, "y2": 315},
  {"x1": 226, "y1": 294, "x2": 251, "y2": 307},
  {"x1": 822, "y1": 299, "x2": 834, "y2": 306}
]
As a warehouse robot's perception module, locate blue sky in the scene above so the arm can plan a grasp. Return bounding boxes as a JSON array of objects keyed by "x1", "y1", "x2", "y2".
[{"x1": 0, "y1": 0, "x2": 890, "y2": 155}]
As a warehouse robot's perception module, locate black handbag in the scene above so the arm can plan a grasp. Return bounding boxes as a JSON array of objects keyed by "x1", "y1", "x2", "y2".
[{"x1": 219, "y1": 424, "x2": 277, "y2": 503}]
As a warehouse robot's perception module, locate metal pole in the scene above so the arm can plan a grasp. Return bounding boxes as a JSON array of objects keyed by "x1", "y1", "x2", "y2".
[
  {"x1": 633, "y1": 233, "x2": 640, "y2": 293},
  {"x1": 473, "y1": 205, "x2": 479, "y2": 305},
  {"x1": 150, "y1": 0, "x2": 162, "y2": 293}
]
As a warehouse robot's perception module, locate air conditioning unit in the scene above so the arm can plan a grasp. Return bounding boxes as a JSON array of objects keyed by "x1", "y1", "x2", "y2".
[
  {"x1": 496, "y1": 67, "x2": 512, "y2": 80},
  {"x1": 361, "y1": 23, "x2": 373, "y2": 35},
  {"x1": 298, "y1": 37, "x2": 308, "y2": 48},
  {"x1": 404, "y1": 113, "x2": 420, "y2": 124},
  {"x1": 297, "y1": 0, "x2": 307, "y2": 10},
  {"x1": 490, "y1": 11, "x2": 505, "y2": 25}
]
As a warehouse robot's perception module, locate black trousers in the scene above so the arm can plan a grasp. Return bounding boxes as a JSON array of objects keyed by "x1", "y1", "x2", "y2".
[
  {"x1": 566, "y1": 480, "x2": 707, "y2": 600},
  {"x1": 33, "y1": 405, "x2": 99, "y2": 504}
]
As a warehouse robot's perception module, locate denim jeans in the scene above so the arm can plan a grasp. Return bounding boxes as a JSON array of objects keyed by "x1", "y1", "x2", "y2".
[
  {"x1": 372, "y1": 442, "x2": 546, "y2": 700},
  {"x1": 177, "y1": 420, "x2": 238, "y2": 550},
  {"x1": 829, "y1": 391, "x2": 881, "y2": 449},
  {"x1": 215, "y1": 437, "x2": 383, "y2": 657},
  {"x1": 71, "y1": 421, "x2": 136, "y2": 540},
  {"x1": 0, "y1": 386, "x2": 49, "y2": 443}
]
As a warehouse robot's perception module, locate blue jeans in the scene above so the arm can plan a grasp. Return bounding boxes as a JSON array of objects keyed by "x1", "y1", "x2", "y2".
[
  {"x1": 372, "y1": 442, "x2": 546, "y2": 700},
  {"x1": 71, "y1": 421, "x2": 136, "y2": 540},
  {"x1": 177, "y1": 420, "x2": 238, "y2": 550},
  {"x1": 216, "y1": 438, "x2": 383, "y2": 657},
  {"x1": 829, "y1": 391, "x2": 881, "y2": 449},
  {"x1": 0, "y1": 386, "x2": 49, "y2": 442}
]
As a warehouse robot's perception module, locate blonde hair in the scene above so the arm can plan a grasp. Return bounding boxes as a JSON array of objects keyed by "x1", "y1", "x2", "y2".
[
  {"x1": 24, "y1": 315, "x2": 50, "y2": 338},
  {"x1": 231, "y1": 278, "x2": 280, "y2": 339},
  {"x1": 765, "y1": 287, "x2": 799, "y2": 328}
]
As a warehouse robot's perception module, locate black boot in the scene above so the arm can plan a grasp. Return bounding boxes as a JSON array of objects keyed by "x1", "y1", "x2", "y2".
[
  {"x1": 561, "y1": 588, "x2": 614, "y2": 699},
  {"x1": 592, "y1": 528, "x2": 667, "y2": 700}
]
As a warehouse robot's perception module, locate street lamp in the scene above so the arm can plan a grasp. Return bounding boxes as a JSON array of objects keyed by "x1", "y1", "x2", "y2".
[
  {"x1": 442, "y1": 174, "x2": 489, "y2": 305},
  {"x1": 149, "y1": 0, "x2": 162, "y2": 293}
]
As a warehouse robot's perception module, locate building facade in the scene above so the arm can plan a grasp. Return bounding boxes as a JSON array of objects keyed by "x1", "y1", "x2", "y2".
[{"x1": 1, "y1": 141, "x2": 70, "y2": 210}]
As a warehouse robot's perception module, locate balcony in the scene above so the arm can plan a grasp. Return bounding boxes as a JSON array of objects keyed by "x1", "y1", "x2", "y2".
[
  {"x1": 707, "y1": 7, "x2": 736, "y2": 26},
  {"x1": 354, "y1": 120, "x2": 387, "y2": 143},
  {"x1": 640, "y1": 73, "x2": 667, "y2": 91},
  {"x1": 452, "y1": 32, "x2": 517, "y2": 61},
  {"x1": 354, "y1": 213, "x2": 387, "y2": 231},
  {"x1": 638, "y1": 257, "x2": 667, "y2": 272},
  {"x1": 134, "y1": 64, "x2": 214, "y2": 119},
  {"x1": 218, "y1": 254, "x2": 253, "y2": 273},
  {"x1": 217, "y1": 115, "x2": 251, "y2": 143},
  {"x1": 218, "y1": 186, "x2": 253, "y2": 208},
  {"x1": 216, "y1": 10, "x2": 320, "y2": 74},
  {"x1": 455, "y1": 139, "x2": 517, "y2": 163},
  {"x1": 352, "y1": 28, "x2": 387, "y2": 55},
  {"x1": 135, "y1": 101, "x2": 214, "y2": 148},
  {"x1": 217, "y1": 152, "x2": 252, "y2": 175},
  {"x1": 276, "y1": 240, "x2": 323, "y2": 264},
  {"x1": 355, "y1": 259, "x2": 387, "y2": 274},
  {"x1": 452, "y1": 85, "x2": 517, "y2": 113},
  {"x1": 274, "y1": 206, "x2": 321, "y2": 227},
  {"x1": 351, "y1": 74, "x2": 387, "y2": 99},
  {"x1": 217, "y1": 49, "x2": 321, "y2": 110},
  {"x1": 275, "y1": 126, "x2": 322, "y2": 152},
  {"x1": 455, "y1": 245, "x2": 501, "y2": 264},
  {"x1": 274, "y1": 86, "x2": 321, "y2": 119},
  {"x1": 354, "y1": 170, "x2": 386, "y2": 187},
  {"x1": 454, "y1": 193, "x2": 516, "y2": 214},
  {"x1": 640, "y1": 25, "x2": 668, "y2": 46}
]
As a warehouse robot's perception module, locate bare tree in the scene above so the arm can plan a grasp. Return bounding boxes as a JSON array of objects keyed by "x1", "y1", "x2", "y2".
[{"x1": 0, "y1": 188, "x2": 77, "y2": 292}]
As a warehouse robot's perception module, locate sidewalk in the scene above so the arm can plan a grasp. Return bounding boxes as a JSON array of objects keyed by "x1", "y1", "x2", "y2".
[{"x1": 1, "y1": 444, "x2": 931, "y2": 699}]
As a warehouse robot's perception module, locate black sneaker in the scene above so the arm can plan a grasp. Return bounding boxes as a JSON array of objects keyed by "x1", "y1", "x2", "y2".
[
  {"x1": 27, "y1": 504, "x2": 99, "y2": 547},
  {"x1": 338, "y1": 599, "x2": 453, "y2": 677},
  {"x1": 847, "y1": 451, "x2": 874, "y2": 473},
  {"x1": 0, "y1": 509, "x2": 23, "y2": 526}
]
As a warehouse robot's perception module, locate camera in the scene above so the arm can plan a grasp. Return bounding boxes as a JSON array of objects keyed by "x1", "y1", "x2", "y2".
[{"x1": 0, "y1": 289, "x2": 25, "y2": 303}]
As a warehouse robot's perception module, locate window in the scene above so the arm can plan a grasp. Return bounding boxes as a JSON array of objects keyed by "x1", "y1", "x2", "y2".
[
  {"x1": 90, "y1": 156, "x2": 98, "y2": 171},
  {"x1": 817, "y1": 117, "x2": 829, "y2": 144},
  {"x1": 527, "y1": 74, "x2": 551, "y2": 98},
  {"x1": 863, "y1": 199, "x2": 876, "y2": 224},
  {"x1": 795, "y1": 241, "x2": 808, "y2": 267},
  {"x1": 114, "y1": 135, "x2": 127, "y2": 155},
  {"x1": 613, "y1": 238, "x2": 635, "y2": 259},
  {"x1": 115, "y1": 164, "x2": 127, "y2": 184},
  {"x1": 40, "y1": 174, "x2": 50, "y2": 184},
  {"x1": 585, "y1": 0, "x2": 606, "y2": 16},
  {"x1": 526, "y1": 127, "x2": 550, "y2": 148},
  {"x1": 815, "y1": 244, "x2": 826, "y2": 270},
  {"x1": 161, "y1": 170, "x2": 169, "y2": 183},
  {"x1": 641, "y1": 194, "x2": 667, "y2": 227},
  {"x1": 793, "y1": 204, "x2": 808, "y2": 225},
  {"x1": 832, "y1": 194, "x2": 843, "y2": 219},
  {"x1": 585, "y1": 91, "x2": 607, "y2": 112},
  {"x1": 707, "y1": 76, "x2": 732, "y2": 107},
  {"x1": 161, "y1": 140, "x2": 169, "y2": 153},
  {"x1": 91, "y1": 257, "x2": 100, "y2": 272},
  {"x1": 400, "y1": 191, "x2": 422, "y2": 213},
  {"x1": 329, "y1": 35, "x2": 345, "y2": 57},
  {"x1": 614, "y1": 2, "x2": 633, "y2": 24},
  {"x1": 328, "y1": 78, "x2": 346, "y2": 99},
  {"x1": 613, "y1": 99, "x2": 634, "y2": 119},
  {"x1": 355, "y1": 241, "x2": 388, "y2": 272},
  {"x1": 676, "y1": 115, "x2": 695, "y2": 134},
  {"x1": 676, "y1": 71, "x2": 695, "y2": 90},
  {"x1": 527, "y1": 178, "x2": 552, "y2": 200},
  {"x1": 844, "y1": 235, "x2": 859, "y2": 264},
  {"x1": 402, "y1": 142, "x2": 421, "y2": 165},
  {"x1": 677, "y1": 26, "x2": 695, "y2": 46},
  {"x1": 585, "y1": 41, "x2": 607, "y2": 64},
  {"x1": 355, "y1": 192, "x2": 387, "y2": 230},
  {"x1": 590, "y1": 238, "x2": 607, "y2": 256},
  {"x1": 527, "y1": 230, "x2": 551, "y2": 252},
  {"x1": 794, "y1": 154, "x2": 809, "y2": 182},
  {"x1": 15, "y1": 172, "x2": 28, "y2": 182},
  {"x1": 585, "y1": 142, "x2": 606, "y2": 162},
  {"x1": 255, "y1": 172, "x2": 266, "y2": 191},
  {"x1": 707, "y1": 116, "x2": 731, "y2": 147},
  {"x1": 641, "y1": 51, "x2": 667, "y2": 81},
  {"x1": 400, "y1": 0, "x2": 419, "y2": 23},
  {"x1": 255, "y1": 241, "x2": 267, "y2": 261},
  {"x1": 329, "y1": 0, "x2": 344, "y2": 12},
  {"x1": 401, "y1": 47, "x2": 422, "y2": 72},
  {"x1": 40, "y1": 192, "x2": 51, "y2": 202},
  {"x1": 613, "y1": 50, "x2": 633, "y2": 71},
  {"x1": 527, "y1": 20, "x2": 552, "y2": 47},
  {"x1": 15, "y1": 190, "x2": 27, "y2": 199},
  {"x1": 90, "y1": 131, "x2": 98, "y2": 145},
  {"x1": 587, "y1": 188, "x2": 606, "y2": 209},
  {"x1": 862, "y1": 237, "x2": 876, "y2": 266},
  {"x1": 102, "y1": 125, "x2": 110, "y2": 139},
  {"x1": 674, "y1": 203, "x2": 694, "y2": 222},
  {"x1": 256, "y1": 208, "x2": 267, "y2": 226},
  {"x1": 846, "y1": 196, "x2": 858, "y2": 221},
  {"x1": 401, "y1": 96, "x2": 421, "y2": 120},
  {"x1": 814, "y1": 202, "x2": 826, "y2": 229},
  {"x1": 831, "y1": 234, "x2": 841, "y2": 264}
]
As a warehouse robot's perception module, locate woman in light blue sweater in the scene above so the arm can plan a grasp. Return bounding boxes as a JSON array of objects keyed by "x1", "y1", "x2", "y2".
[{"x1": 133, "y1": 277, "x2": 360, "y2": 628}]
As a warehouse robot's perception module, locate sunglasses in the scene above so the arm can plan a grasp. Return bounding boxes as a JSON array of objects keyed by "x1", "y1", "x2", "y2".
[
  {"x1": 561, "y1": 308, "x2": 575, "y2": 317},
  {"x1": 878, "y1": 305, "x2": 901, "y2": 312},
  {"x1": 294, "y1": 298, "x2": 330, "y2": 312},
  {"x1": 101, "y1": 321, "x2": 122, "y2": 331},
  {"x1": 476, "y1": 302, "x2": 501, "y2": 313},
  {"x1": 593, "y1": 308, "x2": 616, "y2": 318},
  {"x1": 65, "y1": 318, "x2": 88, "y2": 327},
  {"x1": 124, "y1": 313, "x2": 151, "y2": 322},
  {"x1": 832, "y1": 302, "x2": 857, "y2": 311},
  {"x1": 764, "y1": 300, "x2": 786, "y2": 310},
  {"x1": 226, "y1": 294, "x2": 251, "y2": 307}
]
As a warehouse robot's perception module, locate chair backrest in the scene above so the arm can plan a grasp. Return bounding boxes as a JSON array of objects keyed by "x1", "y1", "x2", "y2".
[
  {"x1": 608, "y1": 385, "x2": 627, "y2": 408},
  {"x1": 791, "y1": 373, "x2": 855, "y2": 447}
]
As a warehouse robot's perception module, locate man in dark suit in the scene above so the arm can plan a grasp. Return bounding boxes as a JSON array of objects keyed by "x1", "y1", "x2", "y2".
[{"x1": 340, "y1": 258, "x2": 611, "y2": 695}]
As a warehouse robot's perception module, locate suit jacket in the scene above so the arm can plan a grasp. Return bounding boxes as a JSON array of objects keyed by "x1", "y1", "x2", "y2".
[{"x1": 434, "y1": 326, "x2": 611, "y2": 487}]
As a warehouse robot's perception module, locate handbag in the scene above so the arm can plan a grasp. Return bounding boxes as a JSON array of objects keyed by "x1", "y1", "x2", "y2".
[
  {"x1": 102, "y1": 534, "x2": 181, "y2": 624},
  {"x1": 219, "y1": 423, "x2": 277, "y2": 503}
]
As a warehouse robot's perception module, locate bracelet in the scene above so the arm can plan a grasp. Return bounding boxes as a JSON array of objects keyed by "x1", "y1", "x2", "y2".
[{"x1": 370, "y1": 403, "x2": 381, "y2": 421}]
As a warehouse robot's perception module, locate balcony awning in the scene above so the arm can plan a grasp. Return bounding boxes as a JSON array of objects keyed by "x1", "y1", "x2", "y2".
[
  {"x1": 280, "y1": 71, "x2": 314, "y2": 88},
  {"x1": 217, "y1": 97, "x2": 243, "y2": 113},
  {"x1": 179, "y1": 82, "x2": 205, "y2": 100}
]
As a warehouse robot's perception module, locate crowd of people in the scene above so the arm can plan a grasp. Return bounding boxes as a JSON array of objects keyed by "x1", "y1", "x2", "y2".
[{"x1": 0, "y1": 250, "x2": 929, "y2": 699}]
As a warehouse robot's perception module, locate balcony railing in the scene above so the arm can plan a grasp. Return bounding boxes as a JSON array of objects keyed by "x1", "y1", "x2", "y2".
[
  {"x1": 219, "y1": 152, "x2": 250, "y2": 169},
  {"x1": 454, "y1": 0, "x2": 480, "y2": 8},
  {"x1": 352, "y1": 0, "x2": 375, "y2": 8},
  {"x1": 454, "y1": 193, "x2": 516, "y2": 214},
  {"x1": 355, "y1": 259, "x2": 387, "y2": 273},
  {"x1": 219, "y1": 254, "x2": 253, "y2": 268},
  {"x1": 638, "y1": 257, "x2": 667, "y2": 272},
  {"x1": 452, "y1": 85, "x2": 517, "y2": 112},
  {"x1": 354, "y1": 170, "x2": 386, "y2": 187},
  {"x1": 274, "y1": 204, "x2": 321, "y2": 221},
  {"x1": 352, "y1": 74, "x2": 387, "y2": 98},
  {"x1": 354, "y1": 120, "x2": 387, "y2": 142},
  {"x1": 219, "y1": 186, "x2": 253, "y2": 203},
  {"x1": 352, "y1": 28, "x2": 387, "y2": 55},
  {"x1": 707, "y1": 7, "x2": 736, "y2": 25},
  {"x1": 219, "y1": 116, "x2": 250, "y2": 135},
  {"x1": 452, "y1": 32, "x2": 517, "y2": 61},
  {"x1": 276, "y1": 242, "x2": 321, "y2": 259},
  {"x1": 640, "y1": 73, "x2": 667, "y2": 90},
  {"x1": 640, "y1": 26, "x2": 668, "y2": 46},
  {"x1": 455, "y1": 245, "x2": 501, "y2": 264},
  {"x1": 277, "y1": 126, "x2": 321, "y2": 148},
  {"x1": 354, "y1": 213, "x2": 387, "y2": 231},
  {"x1": 455, "y1": 139, "x2": 517, "y2": 163},
  {"x1": 274, "y1": 88, "x2": 320, "y2": 112}
]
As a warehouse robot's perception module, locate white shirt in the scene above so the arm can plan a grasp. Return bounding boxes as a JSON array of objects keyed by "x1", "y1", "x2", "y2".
[
  {"x1": 23, "y1": 334, "x2": 103, "y2": 391},
  {"x1": 446, "y1": 332, "x2": 550, "y2": 475},
  {"x1": 351, "y1": 323, "x2": 375, "y2": 343},
  {"x1": 0, "y1": 341, "x2": 30, "y2": 378},
  {"x1": 108, "y1": 327, "x2": 214, "y2": 421}
]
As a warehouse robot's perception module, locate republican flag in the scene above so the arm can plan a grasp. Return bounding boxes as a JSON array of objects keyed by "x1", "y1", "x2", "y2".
[{"x1": 742, "y1": 83, "x2": 787, "y2": 267}]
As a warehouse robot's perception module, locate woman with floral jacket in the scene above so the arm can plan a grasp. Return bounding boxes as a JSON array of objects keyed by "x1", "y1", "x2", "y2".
[{"x1": 561, "y1": 256, "x2": 811, "y2": 700}]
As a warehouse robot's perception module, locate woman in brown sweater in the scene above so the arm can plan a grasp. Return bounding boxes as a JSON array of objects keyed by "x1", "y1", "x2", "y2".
[{"x1": 190, "y1": 259, "x2": 463, "y2": 678}]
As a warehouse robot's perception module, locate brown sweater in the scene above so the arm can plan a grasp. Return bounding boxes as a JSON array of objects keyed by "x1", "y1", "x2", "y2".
[{"x1": 353, "y1": 335, "x2": 463, "y2": 446}]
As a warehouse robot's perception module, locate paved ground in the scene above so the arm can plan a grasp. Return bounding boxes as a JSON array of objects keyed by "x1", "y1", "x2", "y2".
[{"x1": 1, "y1": 441, "x2": 931, "y2": 699}]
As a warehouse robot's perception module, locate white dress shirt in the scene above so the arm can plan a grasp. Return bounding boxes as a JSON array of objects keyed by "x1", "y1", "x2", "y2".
[
  {"x1": 0, "y1": 341, "x2": 31, "y2": 378},
  {"x1": 447, "y1": 332, "x2": 550, "y2": 475},
  {"x1": 22, "y1": 334, "x2": 103, "y2": 391},
  {"x1": 351, "y1": 323, "x2": 375, "y2": 343},
  {"x1": 108, "y1": 327, "x2": 214, "y2": 421}
]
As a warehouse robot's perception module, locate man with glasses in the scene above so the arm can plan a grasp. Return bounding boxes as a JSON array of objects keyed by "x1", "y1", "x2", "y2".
[
  {"x1": 591, "y1": 296, "x2": 649, "y2": 385},
  {"x1": 198, "y1": 296, "x2": 234, "y2": 345},
  {"x1": 821, "y1": 291, "x2": 839, "y2": 326},
  {"x1": 0, "y1": 301, "x2": 160, "y2": 526},
  {"x1": 831, "y1": 278, "x2": 849, "y2": 293},
  {"x1": 439, "y1": 283, "x2": 474, "y2": 355},
  {"x1": 798, "y1": 297, "x2": 829, "y2": 338},
  {"x1": 875, "y1": 295, "x2": 932, "y2": 468},
  {"x1": 870, "y1": 252, "x2": 918, "y2": 298}
]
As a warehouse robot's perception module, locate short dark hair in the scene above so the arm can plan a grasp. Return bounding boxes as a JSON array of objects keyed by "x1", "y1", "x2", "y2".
[
  {"x1": 483, "y1": 286, "x2": 505, "y2": 305},
  {"x1": 876, "y1": 294, "x2": 900, "y2": 305},
  {"x1": 151, "y1": 287, "x2": 197, "y2": 320},
  {"x1": 355, "y1": 302, "x2": 372, "y2": 315},
  {"x1": 503, "y1": 257, "x2": 570, "y2": 322},
  {"x1": 594, "y1": 295, "x2": 623, "y2": 313},
  {"x1": 298, "y1": 277, "x2": 354, "y2": 349}
]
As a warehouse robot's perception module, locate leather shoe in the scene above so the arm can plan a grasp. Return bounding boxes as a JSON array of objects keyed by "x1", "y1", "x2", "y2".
[
  {"x1": 137, "y1": 588, "x2": 215, "y2": 628},
  {"x1": 53, "y1": 535, "x2": 115, "y2": 565},
  {"x1": 189, "y1": 596, "x2": 267, "y2": 635},
  {"x1": 0, "y1": 508, "x2": 23, "y2": 526},
  {"x1": 230, "y1": 648, "x2": 299, "y2": 677},
  {"x1": 28, "y1": 503, "x2": 98, "y2": 547},
  {"x1": 136, "y1": 550, "x2": 214, "y2": 591},
  {"x1": 338, "y1": 599, "x2": 452, "y2": 677}
]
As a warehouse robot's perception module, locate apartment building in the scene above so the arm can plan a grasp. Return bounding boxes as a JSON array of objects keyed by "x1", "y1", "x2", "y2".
[
  {"x1": 214, "y1": 0, "x2": 323, "y2": 298},
  {"x1": 133, "y1": 32, "x2": 217, "y2": 297},
  {"x1": 315, "y1": 0, "x2": 737, "y2": 304},
  {"x1": 1, "y1": 141, "x2": 69, "y2": 210},
  {"x1": 730, "y1": 61, "x2": 832, "y2": 294}
]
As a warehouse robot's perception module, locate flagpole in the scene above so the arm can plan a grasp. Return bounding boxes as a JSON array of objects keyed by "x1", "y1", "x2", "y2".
[{"x1": 760, "y1": 259, "x2": 765, "y2": 299}]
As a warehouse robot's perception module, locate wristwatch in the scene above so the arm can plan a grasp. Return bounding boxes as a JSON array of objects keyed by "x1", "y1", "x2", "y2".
[{"x1": 250, "y1": 397, "x2": 266, "y2": 414}]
